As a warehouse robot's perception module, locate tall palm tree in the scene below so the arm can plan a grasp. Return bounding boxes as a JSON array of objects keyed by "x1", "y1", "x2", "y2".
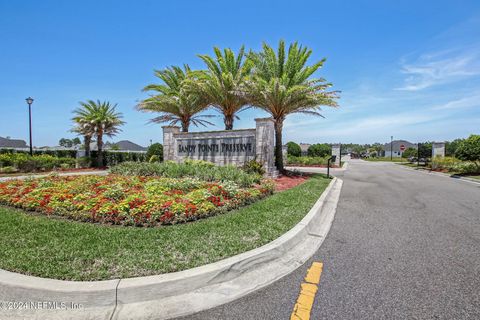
[
  {"x1": 72, "y1": 100, "x2": 124, "y2": 167},
  {"x1": 138, "y1": 65, "x2": 214, "y2": 132},
  {"x1": 187, "y1": 46, "x2": 252, "y2": 130},
  {"x1": 244, "y1": 40, "x2": 339, "y2": 172}
]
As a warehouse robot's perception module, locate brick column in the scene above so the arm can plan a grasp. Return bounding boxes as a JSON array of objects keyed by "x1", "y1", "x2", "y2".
[
  {"x1": 255, "y1": 118, "x2": 277, "y2": 177},
  {"x1": 162, "y1": 126, "x2": 180, "y2": 161}
]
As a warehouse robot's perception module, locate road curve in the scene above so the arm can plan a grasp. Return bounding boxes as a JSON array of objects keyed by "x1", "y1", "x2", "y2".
[{"x1": 178, "y1": 159, "x2": 480, "y2": 320}]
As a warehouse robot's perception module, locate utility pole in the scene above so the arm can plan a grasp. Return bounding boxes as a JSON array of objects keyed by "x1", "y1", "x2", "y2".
[{"x1": 390, "y1": 136, "x2": 393, "y2": 161}]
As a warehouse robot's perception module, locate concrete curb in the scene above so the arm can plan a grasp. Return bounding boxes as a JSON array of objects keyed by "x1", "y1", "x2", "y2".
[
  {"x1": 0, "y1": 178, "x2": 343, "y2": 320},
  {"x1": 396, "y1": 164, "x2": 480, "y2": 185}
]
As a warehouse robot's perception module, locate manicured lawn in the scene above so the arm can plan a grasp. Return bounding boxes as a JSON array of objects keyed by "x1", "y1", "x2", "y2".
[
  {"x1": 0, "y1": 174, "x2": 330, "y2": 281},
  {"x1": 364, "y1": 157, "x2": 408, "y2": 162}
]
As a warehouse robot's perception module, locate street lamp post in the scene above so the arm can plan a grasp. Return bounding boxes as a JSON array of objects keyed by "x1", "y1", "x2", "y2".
[
  {"x1": 390, "y1": 136, "x2": 393, "y2": 161},
  {"x1": 25, "y1": 97, "x2": 34, "y2": 156}
]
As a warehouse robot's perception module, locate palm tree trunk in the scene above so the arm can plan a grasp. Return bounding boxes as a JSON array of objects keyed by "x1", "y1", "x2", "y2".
[
  {"x1": 181, "y1": 120, "x2": 190, "y2": 132},
  {"x1": 97, "y1": 131, "x2": 104, "y2": 167},
  {"x1": 274, "y1": 119, "x2": 285, "y2": 173},
  {"x1": 84, "y1": 135, "x2": 91, "y2": 158},
  {"x1": 224, "y1": 114, "x2": 234, "y2": 130}
]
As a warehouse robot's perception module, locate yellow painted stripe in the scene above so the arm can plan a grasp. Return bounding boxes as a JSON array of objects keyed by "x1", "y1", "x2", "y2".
[
  {"x1": 304, "y1": 262, "x2": 323, "y2": 285},
  {"x1": 290, "y1": 262, "x2": 323, "y2": 320}
]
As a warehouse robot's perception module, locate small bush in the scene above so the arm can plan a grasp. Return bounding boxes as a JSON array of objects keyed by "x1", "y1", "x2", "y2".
[
  {"x1": 149, "y1": 155, "x2": 160, "y2": 163},
  {"x1": 146, "y1": 143, "x2": 163, "y2": 162},
  {"x1": 243, "y1": 160, "x2": 265, "y2": 175},
  {"x1": 0, "y1": 166, "x2": 18, "y2": 174},
  {"x1": 286, "y1": 155, "x2": 329, "y2": 166},
  {"x1": 286, "y1": 142, "x2": 302, "y2": 157},
  {"x1": 307, "y1": 144, "x2": 331, "y2": 157},
  {"x1": 76, "y1": 157, "x2": 91, "y2": 168}
]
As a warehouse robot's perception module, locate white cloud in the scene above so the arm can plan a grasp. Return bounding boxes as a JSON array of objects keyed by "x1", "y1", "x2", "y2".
[
  {"x1": 432, "y1": 94, "x2": 480, "y2": 110},
  {"x1": 397, "y1": 48, "x2": 480, "y2": 91}
]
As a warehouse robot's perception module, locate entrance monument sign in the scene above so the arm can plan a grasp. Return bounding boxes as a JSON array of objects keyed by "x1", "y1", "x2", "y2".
[{"x1": 163, "y1": 118, "x2": 277, "y2": 176}]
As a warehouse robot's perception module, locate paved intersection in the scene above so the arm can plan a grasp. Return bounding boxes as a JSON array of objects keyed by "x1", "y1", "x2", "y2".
[{"x1": 179, "y1": 160, "x2": 480, "y2": 320}]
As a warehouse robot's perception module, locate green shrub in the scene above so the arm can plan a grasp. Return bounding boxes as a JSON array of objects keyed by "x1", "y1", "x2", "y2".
[
  {"x1": 0, "y1": 166, "x2": 18, "y2": 174},
  {"x1": 452, "y1": 162, "x2": 480, "y2": 174},
  {"x1": 91, "y1": 151, "x2": 148, "y2": 167},
  {"x1": 455, "y1": 135, "x2": 480, "y2": 164},
  {"x1": 110, "y1": 160, "x2": 262, "y2": 187},
  {"x1": 307, "y1": 144, "x2": 331, "y2": 157},
  {"x1": 286, "y1": 155, "x2": 329, "y2": 166},
  {"x1": 286, "y1": 142, "x2": 302, "y2": 157},
  {"x1": 149, "y1": 155, "x2": 160, "y2": 163},
  {"x1": 0, "y1": 153, "x2": 75, "y2": 172},
  {"x1": 402, "y1": 147, "x2": 417, "y2": 159},
  {"x1": 146, "y1": 143, "x2": 163, "y2": 162},
  {"x1": 243, "y1": 160, "x2": 265, "y2": 175},
  {"x1": 76, "y1": 157, "x2": 91, "y2": 168}
]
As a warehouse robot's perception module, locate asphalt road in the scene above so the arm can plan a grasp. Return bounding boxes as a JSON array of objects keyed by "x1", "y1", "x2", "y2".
[{"x1": 178, "y1": 160, "x2": 480, "y2": 320}]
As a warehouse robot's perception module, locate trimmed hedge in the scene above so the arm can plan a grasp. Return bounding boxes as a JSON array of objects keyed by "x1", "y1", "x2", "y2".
[
  {"x1": 0, "y1": 148, "x2": 77, "y2": 158},
  {"x1": 0, "y1": 153, "x2": 75, "y2": 172},
  {"x1": 91, "y1": 151, "x2": 148, "y2": 167}
]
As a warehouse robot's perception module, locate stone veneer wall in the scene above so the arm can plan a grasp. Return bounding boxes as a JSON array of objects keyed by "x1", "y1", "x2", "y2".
[
  {"x1": 163, "y1": 118, "x2": 276, "y2": 176},
  {"x1": 432, "y1": 142, "x2": 446, "y2": 158}
]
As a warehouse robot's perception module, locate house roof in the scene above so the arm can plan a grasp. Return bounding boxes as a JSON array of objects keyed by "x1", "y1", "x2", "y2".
[
  {"x1": 0, "y1": 136, "x2": 28, "y2": 148},
  {"x1": 384, "y1": 140, "x2": 417, "y2": 152},
  {"x1": 90, "y1": 140, "x2": 147, "y2": 152}
]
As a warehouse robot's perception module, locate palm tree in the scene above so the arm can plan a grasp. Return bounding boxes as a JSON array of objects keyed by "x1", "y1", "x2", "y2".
[
  {"x1": 187, "y1": 46, "x2": 252, "y2": 130},
  {"x1": 72, "y1": 100, "x2": 124, "y2": 167},
  {"x1": 71, "y1": 122, "x2": 94, "y2": 157},
  {"x1": 244, "y1": 40, "x2": 339, "y2": 172},
  {"x1": 138, "y1": 65, "x2": 214, "y2": 132}
]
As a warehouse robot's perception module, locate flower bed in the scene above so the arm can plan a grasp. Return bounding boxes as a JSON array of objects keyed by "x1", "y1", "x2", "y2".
[{"x1": 0, "y1": 175, "x2": 274, "y2": 226}]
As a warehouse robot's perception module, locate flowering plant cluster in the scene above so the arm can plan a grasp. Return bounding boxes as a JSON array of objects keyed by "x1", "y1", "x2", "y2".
[{"x1": 0, "y1": 174, "x2": 274, "y2": 226}]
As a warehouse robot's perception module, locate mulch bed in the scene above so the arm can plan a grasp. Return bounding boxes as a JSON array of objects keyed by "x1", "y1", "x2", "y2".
[{"x1": 274, "y1": 174, "x2": 310, "y2": 192}]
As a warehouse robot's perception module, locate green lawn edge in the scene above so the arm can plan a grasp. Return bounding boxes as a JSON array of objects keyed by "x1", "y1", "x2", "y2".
[{"x1": 0, "y1": 174, "x2": 331, "y2": 281}]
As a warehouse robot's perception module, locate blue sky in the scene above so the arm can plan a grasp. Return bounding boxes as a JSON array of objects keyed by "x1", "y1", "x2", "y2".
[{"x1": 1, "y1": 0, "x2": 479, "y2": 147}]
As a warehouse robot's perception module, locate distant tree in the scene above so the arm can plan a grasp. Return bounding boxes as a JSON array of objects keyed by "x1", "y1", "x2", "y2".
[
  {"x1": 286, "y1": 141, "x2": 302, "y2": 157},
  {"x1": 58, "y1": 138, "x2": 73, "y2": 148},
  {"x1": 72, "y1": 137, "x2": 81, "y2": 146},
  {"x1": 308, "y1": 143, "x2": 331, "y2": 157},
  {"x1": 110, "y1": 144, "x2": 120, "y2": 151},
  {"x1": 455, "y1": 134, "x2": 480, "y2": 168},
  {"x1": 402, "y1": 147, "x2": 417, "y2": 158},
  {"x1": 146, "y1": 143, "x2": 164, "y2": 162},
  {"x1": 446, "y1": 138, "x2": 464, "y2": 157}
]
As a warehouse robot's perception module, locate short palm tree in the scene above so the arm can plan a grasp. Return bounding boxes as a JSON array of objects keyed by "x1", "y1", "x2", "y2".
[
  {"x1": 72, "y1": 100, "x2": 124, "y2": 167},
  {"x1": 71, "y1": 122, "x2": 94, "y2": 157},
  {"x1": 138, "y1": 65, "x2": 214, "y2": 132},
  {"x1": 244, "y1": 40, "x2": 339, "y2": 172},
  {"x1": 187, "y1": 46, "x2": 252, "y2": 130}
]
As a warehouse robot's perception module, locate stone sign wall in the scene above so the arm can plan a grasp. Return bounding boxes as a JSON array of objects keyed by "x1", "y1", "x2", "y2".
[
  {"x1": 331, "y1": 144, "x2": 341, "y2": 166},
  {"x1": 432, "y1": 142, "x2": 445, "y2": 158},
  {"x1": 163, "y1": 118, "x2": 276, "y2": 176}
]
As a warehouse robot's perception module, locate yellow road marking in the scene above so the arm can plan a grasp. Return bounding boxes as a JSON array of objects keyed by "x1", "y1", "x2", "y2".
[{"x1": 290, "y1": 262, "x2": 323, "y2": 320}]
